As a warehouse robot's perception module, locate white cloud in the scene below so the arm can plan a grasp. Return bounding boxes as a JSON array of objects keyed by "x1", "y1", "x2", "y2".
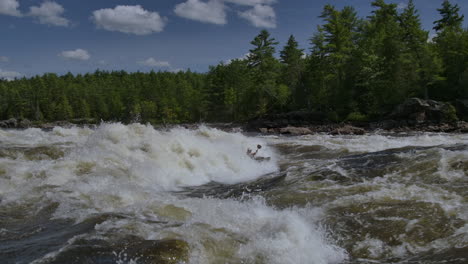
[
  {"x1": 225, "y1": 52, "x2": 250, "y2": 64},
  {"x1": 174, "y1": 0, "x2": 226, "y2": 25},
  {"x1": 397, "y1": 2, "x2": 408, "y2": 11},
  {"x1": 238, "y1": 4, "x2": 276, "y2": 28},
  {"x1": 224, "y1": 0, "x2": 276, "y2": 6},
  {"x1": 0, "y1": 56, "x2": 9, "y2": 62},
  {"x1": 92, "y1": 5, "x2": 167, "y2": 35},
  {"x1": 59, "y1": 49, "x2": 91, "y2": 61},
  {"x1": 0, "y1": 69, "x2": 23, "y2": 81},
  {"x1": 138, "y1": 57, "x2": 170, "y2": 67},
  {"x1": 29, "y1": 1, "x2": 69, "y2": 27},
  {"x1": 0, "y1": 0, "x2": 22, "y2": 17},
  {"x1": 170, "y1": 68, "x2": 185, "y2": 73}
]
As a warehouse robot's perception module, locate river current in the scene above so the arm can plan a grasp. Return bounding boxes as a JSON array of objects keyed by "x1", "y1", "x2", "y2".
[{"x1": 0, "y1": 123, "x2": 467, "y2": 264}]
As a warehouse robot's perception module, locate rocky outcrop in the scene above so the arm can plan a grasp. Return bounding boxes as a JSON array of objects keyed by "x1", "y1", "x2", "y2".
[
  {"x1": 0, "y1": 118, "x2": 18, "y2": 128},
  {"x1": 389, "y1": 98, "x2": 457, "y2": 124}
]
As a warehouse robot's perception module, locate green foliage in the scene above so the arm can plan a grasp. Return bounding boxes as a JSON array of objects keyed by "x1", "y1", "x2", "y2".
[
  {"x1": 433, "y1": 0, "x2": 464, "y2": 32},
  {"x1": 346, "y1": 112, "x2": 369, "y2": 122},
  {"x1": 0, "y1": 1, "x2": 466, "y2": 124},
  {"x1": 446, "y1": 104, "x2": 459, "y2": 122}
]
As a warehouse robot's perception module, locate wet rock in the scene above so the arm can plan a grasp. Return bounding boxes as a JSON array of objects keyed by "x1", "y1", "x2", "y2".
[
  {"x1": 330, "y1": 125, "x2": 365, "y2": 135},
  {"x1": 279, "y1": 126, "x2": 312, "y2": 135}
]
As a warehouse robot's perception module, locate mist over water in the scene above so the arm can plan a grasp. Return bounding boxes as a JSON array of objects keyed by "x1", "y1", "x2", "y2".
[{"x1": 0, "y1": 124, "x2": 467, "y2": 263}]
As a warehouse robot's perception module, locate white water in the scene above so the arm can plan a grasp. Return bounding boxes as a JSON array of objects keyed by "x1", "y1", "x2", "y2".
[
  {"x1": 0, "y1": 123, "x2": 347, "y2": 264},
  {"x1": 264, "y1": 132, "x2": 468, "y2": 153},
  {"x1": 3, "y1": 124, "x2": 467, "y2": 263}
]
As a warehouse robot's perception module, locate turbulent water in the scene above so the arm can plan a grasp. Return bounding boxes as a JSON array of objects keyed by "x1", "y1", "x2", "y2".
[{"x1": 0, "y1": 123, "x2": 467, "y2": 264}]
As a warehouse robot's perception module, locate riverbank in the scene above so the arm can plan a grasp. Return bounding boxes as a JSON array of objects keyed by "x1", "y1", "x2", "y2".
[{"x1": 2, "y1": 98, "x2": 468, "y2": 134}]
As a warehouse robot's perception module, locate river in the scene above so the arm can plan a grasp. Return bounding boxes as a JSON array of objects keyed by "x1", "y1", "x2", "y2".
[{"x1": 0, "y1": 123, "x2": 467, "y2": 263}]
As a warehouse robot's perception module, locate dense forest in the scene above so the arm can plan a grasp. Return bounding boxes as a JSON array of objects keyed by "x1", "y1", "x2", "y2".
[{"x1": 1, "y1": 0, "x2": 467, "y2": 124}]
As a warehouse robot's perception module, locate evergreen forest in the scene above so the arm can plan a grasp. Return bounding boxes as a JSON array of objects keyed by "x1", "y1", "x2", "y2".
[{"x1": 1, "y1": 0, "x2": 467, "y2": 124}]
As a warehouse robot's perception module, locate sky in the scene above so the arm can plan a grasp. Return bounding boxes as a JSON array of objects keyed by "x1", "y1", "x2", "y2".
[{"x1": 0, "y1": 0, "x2": 467, "y2": 80}]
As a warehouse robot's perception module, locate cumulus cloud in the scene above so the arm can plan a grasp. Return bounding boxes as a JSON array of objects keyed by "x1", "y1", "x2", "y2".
[
  {"x1": 0, "y1": 56, "x2": 9, "y2": 63},
  {"x1": 0, "y1": 0, "x2": 22, "y2": 17},
  {"x1": 224, "y1": 0, "x2": 276, "y2": 6},
  {"x1": 238, "y1": 4, "x2": 276, "y2": 28},
  {"x1": 138, "y1": 57, "x2": 170, "y2": 67},
  {"x1": 174, "y1": 0, "x2": 277, "y2": 27},
  {"x1": 29, "y1": 1, "x2": 70, "y2": 27},
  {"x1": 0, "y1": 69, "x2": 23, "y2": 81},
  {"x1": 92, "y1": 5, "x2": 167, "y2": 35},
  {"x1": 59, "y1": 49, "x2": 91, "y2": 61},
  {"x1": 174, "y1": 0, "x2": 226, "y2": 25}
]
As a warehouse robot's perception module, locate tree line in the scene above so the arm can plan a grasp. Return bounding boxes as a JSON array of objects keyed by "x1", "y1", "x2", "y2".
[{"x1": 1, "y1": 0, "x2": 467, "y2": 124}]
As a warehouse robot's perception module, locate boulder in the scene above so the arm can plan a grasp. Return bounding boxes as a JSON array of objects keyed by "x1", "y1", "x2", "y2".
[
  {"x1": 0, "y1": 118, "x2": 17, "y2": 128},
  {"x1": 18, "y1": 118, "x2": 32, "y2": 128},
  {"x1": 279, "y1": 126, "x2": 313, "y2": 135},
  {"x1": 330, "y1": 125, "x2": 365, "y2": 135},
  {"x1": 390, "y1": 98, "x2": 457, "y2": 123}
]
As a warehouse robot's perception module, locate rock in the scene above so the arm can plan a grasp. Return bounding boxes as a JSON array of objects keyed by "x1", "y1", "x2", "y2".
[
  {"x1": 18, "y1": 118, "x2": 32, "y2": 128},
  {"x1": 0, "y1": 118, "x2": 17, "y2": 128},
  {"x1": 259, "y1": 127, "x2": 269, "y2": 133},
  {"x1": 330, "y1": 125, "x2": 365, "y2": 135},
  {"x1": 455, "y1": 121, "x2": 468, "y2": 133},
  {"x1": 279, "y1": 126, "x2": 313, "y2": 135},
  {"x1": 390, "y1": 98, "x2": 458, "y2": 123}
]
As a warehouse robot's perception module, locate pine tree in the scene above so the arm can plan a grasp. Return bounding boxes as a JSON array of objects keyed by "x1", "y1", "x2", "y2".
[
  {"x1": 433, "y1": 0, "x2": 464, "y2": 32},
  {"x1": 432, "y1": 0, "x2": 467, "y2": 99},
  {"x1": 280, "y1": 35, "x2": 304, "y2": 108},
  {"x1": 247, "y1": 30, "x2": 282, "y2": 115}
]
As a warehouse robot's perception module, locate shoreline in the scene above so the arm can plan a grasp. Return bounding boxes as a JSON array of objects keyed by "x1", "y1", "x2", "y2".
[{"x1": 1, "y1": 117, "x2": 468, "y2": 135}]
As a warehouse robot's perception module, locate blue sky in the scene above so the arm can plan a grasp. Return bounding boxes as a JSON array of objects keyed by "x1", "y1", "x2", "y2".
[{"x1": 0, "y1": 0, "x2": 467, "y2": 79}]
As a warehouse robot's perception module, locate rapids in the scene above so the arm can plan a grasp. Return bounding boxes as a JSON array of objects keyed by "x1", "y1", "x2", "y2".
[{"x1": 0, "y1": 123, "x2": 467, "y2": 263}]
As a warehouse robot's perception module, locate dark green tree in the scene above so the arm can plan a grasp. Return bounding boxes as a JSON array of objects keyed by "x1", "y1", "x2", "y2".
[{"x1": 280, "y1": 35, "x2": 305, "y2": 108}]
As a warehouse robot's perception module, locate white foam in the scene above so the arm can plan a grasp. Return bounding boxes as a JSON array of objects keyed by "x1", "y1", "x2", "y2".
[
  {"x1": 91, "y1": 197, "x2": 348, "y2": 264},
  {"x1": 265, "y1": 133, "x2": 468, "y2": 153}
]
